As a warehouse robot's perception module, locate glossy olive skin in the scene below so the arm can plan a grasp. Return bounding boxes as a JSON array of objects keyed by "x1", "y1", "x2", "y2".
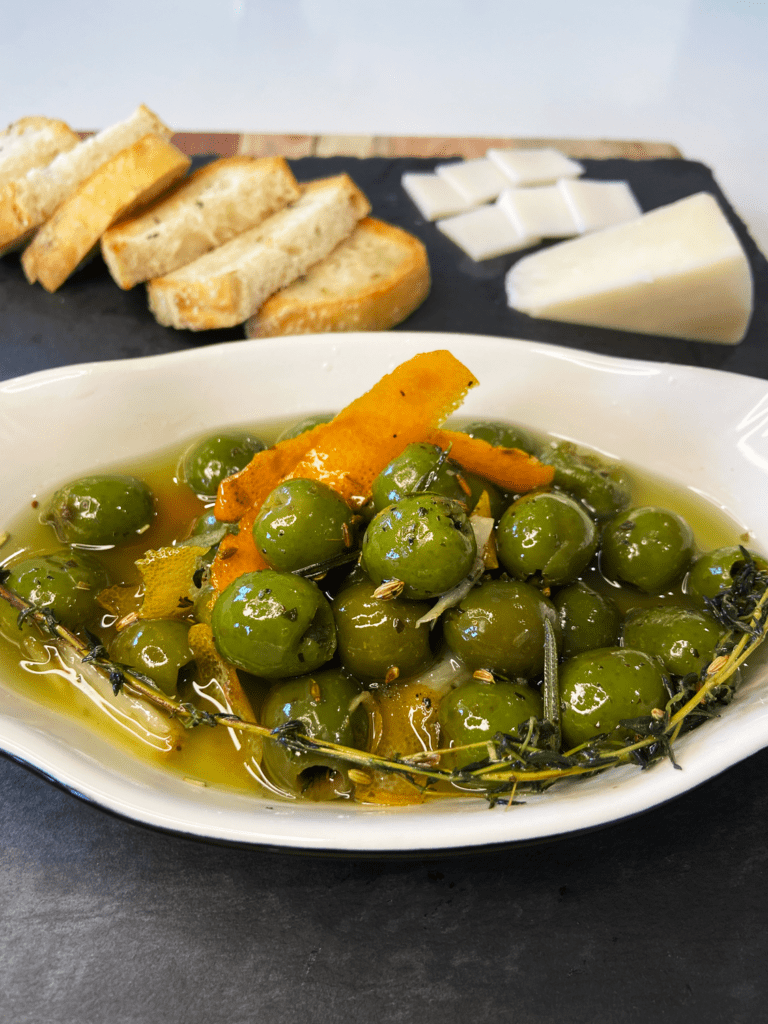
[
  {"x1": 372, "y1": 443, "x2": 467, "y2": 513},
  {"x1": 438, "y1": 680, "x2": 543, "y2": 770},
  {"x1": 496, "y1": 492, "x2": 598, "y2": 587},
  {"x1": 261, "y1": 669, "x2": 369, "y2": 797},
  {"x1": 210, "y1": 570, "x2": 336, "y2": 678},
  {"x1": 622, "y1": 606, "x2": 722, "y2": 678},
  {"x1": 461, "y1": 471, "x2": 505, "y2": 520},
  {"x1": 42, "y1": 474, "x2": 154, "y2": 547},
  {"x1": 0, "y1": 551, "x2": 108, "y2": 635},
  {"x1": 253, "y1": 478, "x2": 356, "y2": 573},
  {"x1": 560, "y1": 647, "x2": 669, "y2": 749},
  {"x1": 443, "y1": 579, "x2": 560, "y2": 679},
  {"x1": 332, "y1": 576, "x2": 433, "y2": 683},
  {"x1": 554, "y1": 582, "x2": 621, "y2": 659},
  {"x1": 462, "y1": 420, "x2": 540, "y2": 455},
  {"x1": 361, "y1": 493, "x2": 477, "y2": 600},
  {"x1": 601, "y1": 506, "x2": 695, "y2": 593},
  {"x1": 109, "y1": 619, "x2": 194, "y2": 695},
  {"x1": 189, "y1": 511, "x2": 220, "y2": 537},
  {"x1": 539, "y1": 443, "x2": 632, "y2": 519},
  {"x1": 276, "y1": 413, "x2": 334, "y2": 443},
  {"x1": 685, "y1": 546, "x2": 768, "y2": 606},
  {"x1": 371, "y1": 442, "x2": 502, "y2": 518},
  {"x1": 182, "y1": 432, "x2": 266, "y2": 498},
  {"x1": 193, "y1": 584, "x2": 217, "y2": 627}
]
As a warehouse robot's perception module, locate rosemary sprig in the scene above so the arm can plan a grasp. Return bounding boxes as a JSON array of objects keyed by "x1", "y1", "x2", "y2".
[{"x1": 541, "y1": 618, "x2": 561, "y2": 752}]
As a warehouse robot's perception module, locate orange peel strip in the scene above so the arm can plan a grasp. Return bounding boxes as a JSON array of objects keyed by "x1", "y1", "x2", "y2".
[
  {"x1": 188, "y1": 623, "x2": 264, "y2": 766},
  {"x1": 136, "y1": 544, "x2": 209, "y2": 620},
  {"x1": 283, "y1": 350, "x2": 479, "y2": 500},
  {"x1": 214, "y1": 426, "x2": 327, "y2": 524},
  {"x1": 427, "y1": 428, "x2": 554, "y2": 493},
  {"x1": 211, "y1": 350, "x2": 479, "y2": 592}
]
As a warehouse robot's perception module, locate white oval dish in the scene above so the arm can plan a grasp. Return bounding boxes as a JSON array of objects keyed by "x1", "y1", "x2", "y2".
[{"x1": 2, "y1": 331, "x2": 768, "y2": 854}]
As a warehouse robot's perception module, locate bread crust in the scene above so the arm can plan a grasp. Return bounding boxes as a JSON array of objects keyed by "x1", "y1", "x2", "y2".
[
  {"x1": 147, "y1": 173, "x2": 371, "y2": 330},
  {"x1": 21, "y1": 134, "x2": 190, "y2": 292},
  {"x1": 101, "y1": 155, "x2": 300, "y2": 289},
  {"x1": 245, "y1": 218, "x2": 430, "y2": 337},
  {"x1": 0, "y1": 116, "x2": 80, "y2": 189},
  {"x1": 0, "y1": 104, "x2": 172, "y2": 255}
]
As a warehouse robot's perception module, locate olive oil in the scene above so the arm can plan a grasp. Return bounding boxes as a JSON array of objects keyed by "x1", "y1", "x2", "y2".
[{"x1": 0, "y1": 417, "x2": 755, "y2": 801}]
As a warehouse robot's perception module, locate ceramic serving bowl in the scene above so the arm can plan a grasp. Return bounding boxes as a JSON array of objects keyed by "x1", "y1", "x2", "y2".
[{"x1": 1, "y1": 332, "x2": 767, "y2": 853}]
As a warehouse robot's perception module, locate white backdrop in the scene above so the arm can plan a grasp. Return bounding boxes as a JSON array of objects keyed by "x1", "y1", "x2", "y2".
[{"x1": 1, "y1": 0, "x2": 766, "y2": 253}]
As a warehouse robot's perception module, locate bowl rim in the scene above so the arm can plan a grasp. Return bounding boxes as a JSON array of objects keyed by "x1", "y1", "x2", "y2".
[{"x1": 2, "y1": 329, "x2": 768, "y2": 853}]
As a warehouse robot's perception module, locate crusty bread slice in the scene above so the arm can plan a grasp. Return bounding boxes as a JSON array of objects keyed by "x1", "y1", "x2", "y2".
[
  {"x1": 0, "y1": 104, "x2": 172, "y2": 255},
  {"x1": 147, "y1": 173, "x2": 371, "y2": 331},
  {"x1": 245, "y1": 217, "x2": 430, "y2": 337},
  {"x1": 100, "y1": 156, "x2": 300, "y2": 289},
  {"x1": 22, "y1": 134, "x2": 190, "y2": 292},
  {"x1": 0, "y1": 116, "x2": 80, "y2": 189}
]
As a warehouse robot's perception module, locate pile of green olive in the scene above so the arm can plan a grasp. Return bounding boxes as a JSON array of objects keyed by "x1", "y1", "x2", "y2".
[{"x1": 1, "y1": 416, "x2": 764, "y2": 802}]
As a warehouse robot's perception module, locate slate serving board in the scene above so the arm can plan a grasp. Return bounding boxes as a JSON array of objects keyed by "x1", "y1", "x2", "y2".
[
  {"x1": 3, "y1": 143, "x2": 768, "y2": 1024},
  {"x1": 1, "y1": 153, "x2": 766, "y2": 383}
]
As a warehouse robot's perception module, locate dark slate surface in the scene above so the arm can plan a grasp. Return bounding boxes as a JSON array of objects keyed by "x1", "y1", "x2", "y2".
[
  {"x1": 1, "y1": 155, "x2": 767, "y2": 382},
  {"x1": 2, "y1": 156, "x2": 768, "y2": 1023}
]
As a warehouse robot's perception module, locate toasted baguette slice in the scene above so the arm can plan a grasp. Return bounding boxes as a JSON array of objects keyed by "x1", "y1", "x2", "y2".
[
  {"x1": 0, "y1": 104, "x2": 172, "y2": 255},
  {"x1": 245, "y1": 217, "x2": 430, "y2": 337},
  {"x1": 0, "y1": 116, "x2": 80, "y2": 189},
  {"x1": 22, "y1": 135, "x2": 190, "y2": 292},
  {"x1": 148, "y1": 173, "x2": 371, "y2": 331},
  {"x1": 100, "y1": 156, "x2": 300, "y2": 289}
]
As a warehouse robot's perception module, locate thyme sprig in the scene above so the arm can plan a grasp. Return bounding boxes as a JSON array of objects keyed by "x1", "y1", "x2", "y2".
[
  {"x1": 0, "y1": 579, "x2": 211, "y2": 726},
  {"x1": 2, "y1": 562, "x2": 768, "y2": 803}
]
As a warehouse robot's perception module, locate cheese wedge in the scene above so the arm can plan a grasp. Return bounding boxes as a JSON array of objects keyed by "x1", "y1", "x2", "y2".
[{"x1": 506, "y1": 192, "x2": 753, "y2": 344}]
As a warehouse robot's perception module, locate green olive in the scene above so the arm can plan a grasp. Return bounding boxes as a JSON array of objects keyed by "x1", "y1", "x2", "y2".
[
  {"x1": 462, "y1": 420, "x2": 541, "y2": 455},
  {"x1": 332, "y1": 576, "x2": 433, "y2": 683},
  {"x1": 443, "y1": 579, "x2": 560, "y2": 679},
  {"x1": 539, "y1": 442, "x2": 632, "y2": 519},
  {"x1": 461, "y1": 471, "x2": 505, "y2": 519},
  {"x1": 560, "y1": 647, "x2": 669, "y2": 748},
  {"x1": 685, "y1": 546, "x2": 768, "y2": 606},
  {"x1": 277, "y1": 413, "x2": 334, "y2": 443},
  {"x1": 109, "y1": 619, "x2": 194, "y2": 695},
  {"x1": 182, "y1": 432, "x2": 266, "y2": 498},
  {"x1": 554, "y1": 582, "x2": 621, "y2": 658},
  {"x1": 42, "y1": 474, "x2": 154, "y2": 547},
  {"x1": 210, "y1": 569, "x2": 336, "y2": 678},
  {"x1": 437, "y1": 679, "x2": 543, "y2": 770},
  {"x1": 372, "y1": 442, "x2": 503, "y2": 518},
  {"x1": 253, "y1": 478, "x2": 356, "y2": 573},
  {"x1": 622, "y1": 606, "x2": 722, "y2": 678},
  {"x1": 371, "y1": 443, "x2": 468, "y2": 513},
  {"x1": 189, "y1": 512, "x2": 220, "y2": 537},
  {"x1": 601, "y1": 506, "x2": 695, "y2": 593},
  {"x1": 261, "y1": 668, "x2": 369, "y2": 798},
  {"x1": 361, "y1": 493, "x2": 477, "y2": 600},
  {"x1": 496, "y1": 492, "x2": 598, "y2": 587},
  {"x1": 0, "y1": 551, "x2": 108, "y2": 636},
  {"x1": 193, "y1": 584, "x2": 217, "y2": 627}
]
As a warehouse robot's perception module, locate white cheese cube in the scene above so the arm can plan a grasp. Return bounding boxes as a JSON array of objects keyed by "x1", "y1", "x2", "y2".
[
  {"x1": 401, "y1": 172, "x2": 474, "y2": 221},
  {"x1": 505, "y1": 192, "x2": 753, "y2": 344},
  {"x1": 487, "y1": 147, "x2": 583, "y2": 186},
  {"x1": 435, "y1": 158, "x2": 509, "y2": 205},
  {"x1": 497, "y1": 185, "x2": 579, "y2": 239},
  {"x1": 559, "y1": 178, "x2": 642, "y2": 232},
  {"x1": 438, "y1": 205, "x2": 540, "y2": 261}
]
